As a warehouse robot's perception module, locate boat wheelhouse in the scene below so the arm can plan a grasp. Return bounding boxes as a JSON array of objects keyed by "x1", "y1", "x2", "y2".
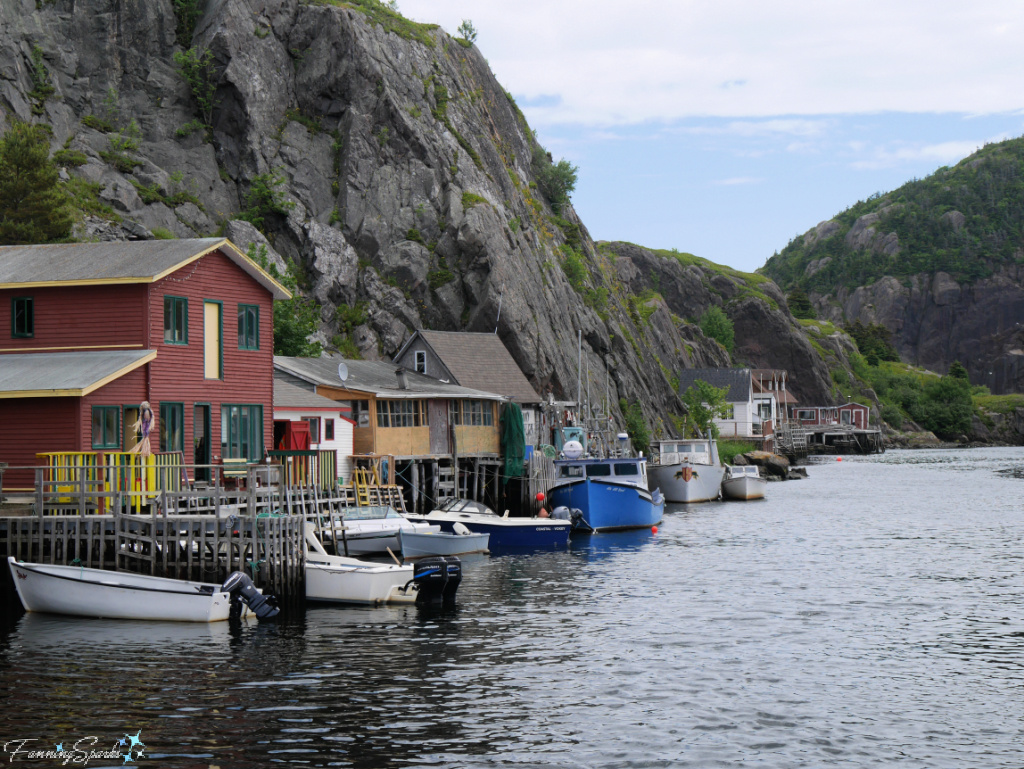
[
  {"x1": 648, "y1": 438, "x2": 726, "y2": 503},
  {"x1": 547, "y1": 456, "x2": 663, "y2": 532}
]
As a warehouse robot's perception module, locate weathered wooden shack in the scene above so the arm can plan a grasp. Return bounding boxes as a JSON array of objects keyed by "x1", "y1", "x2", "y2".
[
  {"x1": 274, "y1": 355, "x2": 507, "y2": 512},
  {"x1": 393, "y1": 330, "x2": 544, "y2": 446}
]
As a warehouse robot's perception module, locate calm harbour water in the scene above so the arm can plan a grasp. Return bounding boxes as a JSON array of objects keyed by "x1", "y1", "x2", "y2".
[{"x1": 2, "y1": 447, "x2": 1024, "y2": 768}]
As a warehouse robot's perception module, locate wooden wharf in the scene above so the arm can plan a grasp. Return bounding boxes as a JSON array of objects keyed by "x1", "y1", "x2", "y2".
[
  {"x1": 0, "y1": 452, "x2": 557, "y2": 607},
  {"x1": 775, "y1": 424, "x2": 885, "y2": 459}
]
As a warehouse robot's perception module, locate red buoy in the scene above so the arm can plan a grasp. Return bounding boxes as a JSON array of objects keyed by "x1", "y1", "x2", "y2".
[
  {"x1": 536, "y1": 492, "x2": 546, "y2": 501},
  {"x1": 837, "y1": 457, "x2": 843, "y2": 462},
  {"x1": 651, "y1": 525, "x2": 658, "y2": 534}
]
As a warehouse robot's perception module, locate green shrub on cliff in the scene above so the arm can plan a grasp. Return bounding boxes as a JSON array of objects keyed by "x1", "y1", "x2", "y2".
[{"x1": 699, "y1": 306, "x2": 734, "y2": 352}]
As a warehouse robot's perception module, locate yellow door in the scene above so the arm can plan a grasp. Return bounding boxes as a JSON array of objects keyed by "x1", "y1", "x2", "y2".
[{"x1": 204, "y1": 302, "x2": 221, "y2": 379}]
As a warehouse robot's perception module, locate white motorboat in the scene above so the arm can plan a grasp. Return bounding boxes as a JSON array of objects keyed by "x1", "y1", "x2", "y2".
[
  {"x1": 648, "y1": 438, "x2": 726, "y2": 503},
  {"x1": 398, "y1": 523, "x2": 490, "y2": 559},
  {"x1": 303, "y1": 525, "x2": 461, "y2": 606},
  {"x1": 721, "y1": 465, "x2": 767, "y2": 500},
  {"x1": 7, "y1": 556, "x2": 279, "y2": 622},
  {"x1": 312, "y1": 505, "x2": 436, "y2": 556},
  {"x1": 404, "y1": 499, "x2": 571, "y2": 548}
]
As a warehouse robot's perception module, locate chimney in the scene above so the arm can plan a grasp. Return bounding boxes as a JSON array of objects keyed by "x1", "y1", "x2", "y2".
[{"x1": 396, "y1": 369, "x2": 409, "y2": 390}]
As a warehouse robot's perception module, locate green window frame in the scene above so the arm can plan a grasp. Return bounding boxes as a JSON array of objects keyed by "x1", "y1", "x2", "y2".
[
  {"x1": 238, "y1": 304, "x2": 259, "y2": 350},
  {"x1": 163, "y1": 296, "x2": 188, "y2": 345},
  {"x1": 12, "y1": 296, "x2": 33, "y2": 338},
  {"x1": 91, "y1": 406, "x2": 120, "y2": 449},
  {"x1": 160, "y1": 402, "x2": 184, "y2": 453},
  {"x1": 221, "y1": 404, "x2": 264, "y2": 461}
]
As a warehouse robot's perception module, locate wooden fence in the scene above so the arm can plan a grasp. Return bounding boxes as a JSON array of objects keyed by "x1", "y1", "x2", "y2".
[{"x1": 0, "y1": 510, "x2": 304, "y2": 598}]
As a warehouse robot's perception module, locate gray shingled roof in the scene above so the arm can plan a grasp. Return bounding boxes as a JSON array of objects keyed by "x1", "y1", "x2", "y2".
[
  {"x1": 675, "y1": 368, "x2": 751, "y2": 402},
  {"x1": 0, "y1": 238, "x2": 290, "y2": 299},
  {"x1": 0, "y1": 350, "x2": 156, "y2": 396},
  {"x1": 274, "y1": 377, "x2": 346, "y2": 410},
  {"x1": 407, "y1": 331, "x2": 542, "y2": 405},
  {"x1": 274, "y1": 355, "x2": 505, "y2": 400}
]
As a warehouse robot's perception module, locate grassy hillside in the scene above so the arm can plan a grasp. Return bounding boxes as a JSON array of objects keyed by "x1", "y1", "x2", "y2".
[{"x1": 762, "y1": 136, "x2": 1024, "y2": 292}]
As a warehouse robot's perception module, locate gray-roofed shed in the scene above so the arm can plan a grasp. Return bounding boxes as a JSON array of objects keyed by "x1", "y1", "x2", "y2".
[
  {"x1": 0, "y1": 350, "x2": 156, "y2": 397},
  {"x1": 675, "y1": 368, "x2": 752, "y2": 402},
  {"x1": 397, "y1": 331, "x2": 542, "y2": 405},
  {"x1": 274, "y1": 355, "x2": 506, "y2": 400},
  {"x1": 274, "y1": 377, "x2": 347, "y2": 410}
]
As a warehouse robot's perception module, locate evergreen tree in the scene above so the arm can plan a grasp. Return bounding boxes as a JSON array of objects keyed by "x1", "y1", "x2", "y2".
[
  {"x1": 786, "y1": 287, "x2": 816, "y2": 319},
  {"x1": 948, "y1": 360, "x2": 969, "y2": 381},
  {"x1": 0, "y1": 121, "x2": 73, "y2": 244}
]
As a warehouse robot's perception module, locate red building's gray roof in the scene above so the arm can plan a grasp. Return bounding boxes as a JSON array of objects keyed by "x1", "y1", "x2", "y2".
[
  {"x1": 0, "y1": 238, "x2": 290, "y2": 299},
  {"x1": 0, "y1": 350, "x2": 156, "y2": 397}
]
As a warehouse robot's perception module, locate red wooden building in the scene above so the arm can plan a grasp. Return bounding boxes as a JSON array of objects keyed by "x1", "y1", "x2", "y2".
[
  {"x1": 0, "y1": 239, "x2": 289, "y2": 489},
  {"x1": 791, "y1": 402, "x2": 870, "y2": 430}
]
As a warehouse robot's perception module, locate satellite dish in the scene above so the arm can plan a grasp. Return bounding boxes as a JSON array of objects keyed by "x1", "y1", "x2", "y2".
[{"x1": 337, "y1": 362, "x2": 349, "y2": 382}]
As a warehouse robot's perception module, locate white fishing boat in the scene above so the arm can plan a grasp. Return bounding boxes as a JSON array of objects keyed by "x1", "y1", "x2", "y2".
[
  {"x1": 405, "y1": 498, "x2": 571, "y2": 548},
  {"x1": 304, "y1": 525, "x2": 461, "y2": 606},
  {"x1": 7, "y1": 556, "x2": 279, "y2": 622},
  {"x1": 648, "y1": 438, "x2": 726, "y2": 503},
  {"x1": 398, "y1": 523, "x2": 490, "y2": 559},
  {"x1": 312, "y1": 505, "x2": 437, "y2": 556},
  {"x1": 721, "y1": 465, "x2": 767, "y2": 500}
]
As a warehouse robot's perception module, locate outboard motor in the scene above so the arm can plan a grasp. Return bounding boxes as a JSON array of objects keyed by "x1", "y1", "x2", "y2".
[
  {"x1": 412, "y1": 556, "x2": 461, "y2": 606},
  {"x1": 551, "y1": 505, "x2": 587, "y2": 530},
  {"x1": 221, "y1": 571, "x2": 280, "y2": 620}
]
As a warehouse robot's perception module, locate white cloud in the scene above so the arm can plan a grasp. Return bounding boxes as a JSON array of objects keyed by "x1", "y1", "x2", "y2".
[
  {"x1": 712, "y1": 177, "x2": 764, "y2": 186},
  {"x1": 850, "y1": 136, "x2": 1010, "y2": 170},
  {"x1": 398, "y1": 0, "x2": 1024, "y2": 126}
]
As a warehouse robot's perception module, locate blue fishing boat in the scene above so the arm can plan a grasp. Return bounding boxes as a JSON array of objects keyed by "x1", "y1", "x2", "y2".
[
  {"x1": 404, "y1": 499, "x2": 572, "y2": 549},
  {"x1": 547, "y1": 449, "x2": 665, "y2": 533}
]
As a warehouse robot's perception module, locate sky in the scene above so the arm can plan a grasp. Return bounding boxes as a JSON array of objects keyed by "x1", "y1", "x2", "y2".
[{"x1": 398, "y1": 0, "x2": 1024, "y2": 274}]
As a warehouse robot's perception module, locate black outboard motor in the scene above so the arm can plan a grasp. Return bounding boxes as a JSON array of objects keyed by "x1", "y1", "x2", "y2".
[
  {"x1": 412, "y1": 556, "x2": 461, "y2": 606},
  {"x1": 221, "y1": 571, "x2": 280, "y2": 620}
]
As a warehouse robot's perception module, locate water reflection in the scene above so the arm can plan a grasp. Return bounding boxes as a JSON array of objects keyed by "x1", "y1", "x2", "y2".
[{"x1": 2, "y1": 448, "x2": 1024, "y2": 767}]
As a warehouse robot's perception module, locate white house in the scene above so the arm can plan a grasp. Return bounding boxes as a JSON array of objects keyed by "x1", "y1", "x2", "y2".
[
  {"x1": 676, "y1": 368, "x2": 781, "y2": 450},
  {"x1": 272, "y1": 376, "x2": 355, "y2": 483}
]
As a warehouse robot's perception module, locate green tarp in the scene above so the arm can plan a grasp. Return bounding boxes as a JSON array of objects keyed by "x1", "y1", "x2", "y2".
[{"x1": 500, "y1": 402, "x2": 526, "y2": 483}]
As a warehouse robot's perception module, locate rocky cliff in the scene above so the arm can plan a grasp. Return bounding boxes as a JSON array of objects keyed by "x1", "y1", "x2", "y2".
[
  {"x1": 811, "y1": 266, "x2": 1024, "y2": 394},
  {"x1": 0, "y1": 0, "x2": 841, "y2": 432}
]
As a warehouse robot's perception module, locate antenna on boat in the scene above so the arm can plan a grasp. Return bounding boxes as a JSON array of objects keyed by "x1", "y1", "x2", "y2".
[
  {"x1": 576, "y1": 329, "x2": 582, "y2": 419},
  {"x1": 494, "y1": 284, "x2": 504, "y2": 333}
]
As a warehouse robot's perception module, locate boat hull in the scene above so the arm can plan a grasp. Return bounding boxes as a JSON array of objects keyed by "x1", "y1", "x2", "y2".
[
  {"x1": 8, "y1": 557, "x2": 234, "y2": 622},
  {"x1": 547, "y1": 479, "x2": 664, "y2": 532},
  {"x1": 318, "y1": 520, "x2": 435, "y2": 556},
  {"x1": 305, "y1": 556, "x2": 417, "y2": 605},
  {"x1": 721, "y1": 476, "x2": 767, "y2": 500},
  {"x1": 405, "y1": 513, "x2": 570, "y2": 548},
  {"x1": 649, "y1": 462, "x2": 726, "y2": 503},
  {"x1": 398, "y1": 529, "x2": 490, "y2": 559}
]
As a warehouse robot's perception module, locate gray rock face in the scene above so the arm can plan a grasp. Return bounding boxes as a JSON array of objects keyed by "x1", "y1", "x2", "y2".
[
  {"x1": 0, "y1": 0, "x2": 844, "y2": 436},
  {"x1": 816, "y1": 265, "x2": 1024, "y2": 393}
]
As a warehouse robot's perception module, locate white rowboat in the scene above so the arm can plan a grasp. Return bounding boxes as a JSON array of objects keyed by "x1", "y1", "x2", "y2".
[{"x1": 9, "y1": 557, "x2": 239, "y2": 622}]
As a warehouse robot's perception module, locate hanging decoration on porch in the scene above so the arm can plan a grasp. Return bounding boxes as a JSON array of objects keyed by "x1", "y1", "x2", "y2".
[{"x1": 129, "y1": 401, "x2": 156, "y2": 457}]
